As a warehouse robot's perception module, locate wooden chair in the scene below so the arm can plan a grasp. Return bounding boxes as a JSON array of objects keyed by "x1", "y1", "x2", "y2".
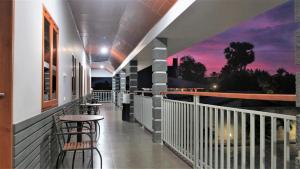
[{"x1": 53, "y1": 112, "x2": 102, "y2": 169}]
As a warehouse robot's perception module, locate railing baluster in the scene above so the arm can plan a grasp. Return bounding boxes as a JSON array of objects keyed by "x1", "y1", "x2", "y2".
[
  {"x1": 234, "y1": 111, "x2": 238, "y2": 169},
  {"x1": 200, "y1": 105, "x2": 204, "y2": 168},
  {"x1": 187, "y1": 103, "x2": 190, "y2": 159},
  {"x1": 173, "y1": 102, "x2": 175, "y2": 147},
  {"x1": 168, "y1": 101, "x2": 170, "y2": 144},
  {"x1": 227, "y1": 110, "x2": 231, "y2": 169},
  {"x1": 180, "y1": 103, "x2": 182, "y2": 153},
  {"x1": 250, "y1": 114, "x2": 255, "y2": 169},
  {"x1": 175, "y1": 102, "x2": 178, "y2": 150},
  {"x1": 194, "y1": 96, "x2": 199, "y2": 168},
  {"x1": 205, "y1": 106, "x2": 208, "y2": 168},
  {"x1": 209, "y1": 107, "x2": 213, "y2": 168},
  {"x1": 260, "y1": 115, "x2": 265, "y2": 169},
  {"x1": 163, "y1": 100, "x2": 165, "y2": 141},
  {"x1": 160, "y1": 100, "x2": 295, "y2": 169},
  {"x1": 220, "y1": 109, "x2": 224, "y2": 169},
  {"x1": 241, "y1": 112, "x2": 246, "y2": 169},
  {"x1": 284, "y1": 119, "x2": 290, "y2": 169},
  {"x1": 178, "y1": 102, "x2": 181, "y2": 151},
  {"x1": 184, "y1": 103, "x2": 187, "y2": 157},
  {"x1": 177, "y1": 102, "x2": 180, "y2": 151},
  {"x1": 271, "y1": 117, "x2": 277, "y2": 169},
  {"x1": 190, "y1": 104, "x2": 193, "y2": 160},
  {"x1": 214, "y1": 108, "x2": 219, "y2": 169}
]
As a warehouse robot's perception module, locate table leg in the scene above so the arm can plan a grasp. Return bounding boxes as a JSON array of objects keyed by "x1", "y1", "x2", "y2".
[{"x1": 77, "y1": 122, "x2": 82, "y2": 142}]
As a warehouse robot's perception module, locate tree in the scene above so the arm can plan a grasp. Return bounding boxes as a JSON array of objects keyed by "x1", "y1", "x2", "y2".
[
  {"x1": 179, "y1": 56, "x2": 207, "y2": 82},
  {"x1": 272, "y1": 68, "x2": 295, "y2": 94},
  {"x1": 254, "y1": 69, "x2": 273, "y2": 93},
  {"x1": 224, "y1": 42, "x2": 255, "y2": 72}
]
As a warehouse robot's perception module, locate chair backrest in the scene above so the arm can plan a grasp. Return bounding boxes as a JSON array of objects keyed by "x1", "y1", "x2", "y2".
[{"x1": 52, "y1": 110, "x2": 66, "y2": 151}]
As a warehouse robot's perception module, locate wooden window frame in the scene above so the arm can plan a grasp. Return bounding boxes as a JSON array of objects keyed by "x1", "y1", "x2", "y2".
[{"x1": 42, "y1": 7, "x2": 59, "y2": 111}]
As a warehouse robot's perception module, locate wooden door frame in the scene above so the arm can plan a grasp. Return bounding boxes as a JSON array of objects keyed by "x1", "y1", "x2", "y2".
[{"x1": 0, "y1": 0, "x2": 14, "y2": 168}]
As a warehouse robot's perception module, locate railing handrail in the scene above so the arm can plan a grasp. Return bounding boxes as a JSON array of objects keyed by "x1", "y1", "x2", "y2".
[
  {"x1": 93, "y1": 90, "x2": 112, "y2": 92},
  {"x1": 161, "y1": 91, "x2": 296, "y2": 102},
  {"x1": 163, "y1": 98, "x2": 296, "y2": 120},
  {"x1": 134, "y1": 91, "x2": 152, "y2": 94}
]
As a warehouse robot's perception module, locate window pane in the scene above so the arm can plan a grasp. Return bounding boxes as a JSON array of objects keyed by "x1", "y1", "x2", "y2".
[
  {"x1": 43, "y1": 18, "x2": 51, "y2": 101},
  {"x1": 52, "y1": 30, "x2": 57, "y2": 99},
  {"x1": 72, "y1": 56, "x2": 76, "y2": 96}
]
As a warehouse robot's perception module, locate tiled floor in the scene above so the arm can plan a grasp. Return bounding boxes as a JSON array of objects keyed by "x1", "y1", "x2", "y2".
[{"x1": 61, "y1": 103, "x2": 191, "y2": 169}]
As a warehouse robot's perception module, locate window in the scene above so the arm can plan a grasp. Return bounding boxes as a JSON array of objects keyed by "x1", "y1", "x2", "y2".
[
  {"x1": 72, "y1": 55, "x2": 77, "y2": 97},
  {"x1": 42, "y1": 7, "x2": 59, "y2": 110},
  {"x1": 79, "y1": 63, "x2": 83, "y2": 98}
]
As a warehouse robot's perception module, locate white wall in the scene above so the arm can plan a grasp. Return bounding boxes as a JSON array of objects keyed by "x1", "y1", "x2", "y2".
[{"x1": 13, "y1": 0, "x2": 90, "y2": 124}]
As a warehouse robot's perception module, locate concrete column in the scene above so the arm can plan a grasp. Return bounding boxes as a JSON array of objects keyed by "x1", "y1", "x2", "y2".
[
  {"x1": 112, "y1": 76, "x2": 116, "y2": 103},
  {"x1": 115, "y1": 74, "x2": 120, "y2": 106},
  {"x1": 129, "y1": 60, "x2": 138, "y2": 122},
  {"x1": 152, "y1": 38, "x2": 168, "y2": 143},
  {"x1": 120, "y1": 70, "x2": 126, "y2": 105}
]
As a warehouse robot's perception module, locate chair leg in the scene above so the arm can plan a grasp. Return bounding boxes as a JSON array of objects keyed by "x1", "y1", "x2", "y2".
[
  {"x1": 82, "y1": 150, "x2": 85, "y2": 165},
  {"x1": 56, "y1": 152, "x2": 62, "y2": 169},
  {"x1": 96, "y1": 148, "x2": 102, "y2": 169},
  {"x1": 61, "y1": 152, "x2": 66, "y2": 163},
  {"x1": 72, "y1": 150, "x2": 77, "y2": 169}
]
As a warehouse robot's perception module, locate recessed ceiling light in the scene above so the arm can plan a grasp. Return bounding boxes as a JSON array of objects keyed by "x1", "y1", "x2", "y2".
[
  {"x1": 100, "y1": 46, "x2": 109, "y2": 55},
  {"x1": 100, "y1": 65, "x2": 104, "y2": 69}
]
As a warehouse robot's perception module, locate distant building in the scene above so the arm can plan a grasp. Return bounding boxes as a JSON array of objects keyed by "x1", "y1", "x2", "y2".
[{"x1": 168, "y1": 58, "x2": 180, "y2": 78}]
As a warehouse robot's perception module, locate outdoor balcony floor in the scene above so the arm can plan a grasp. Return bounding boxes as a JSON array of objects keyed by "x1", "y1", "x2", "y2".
[{"x1": 60, "y1": 103, "x2": 191, "y2": 169}]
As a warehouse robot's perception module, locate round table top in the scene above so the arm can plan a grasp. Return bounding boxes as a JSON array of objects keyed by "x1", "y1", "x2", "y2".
[{"x1": 59, "y1": 115, "x2": 104, "y2": 122}]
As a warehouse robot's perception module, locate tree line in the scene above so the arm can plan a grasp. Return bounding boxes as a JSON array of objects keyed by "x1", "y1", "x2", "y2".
[{"x1": 176, "y1": 42, "x2": 295, "y2": 94}]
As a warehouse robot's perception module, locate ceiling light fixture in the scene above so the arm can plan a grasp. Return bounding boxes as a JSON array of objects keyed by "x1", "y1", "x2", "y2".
[
  {"x1": 100, "y1": 46, "x2": 109, "y2": 55},
  {"x1": 100, "y1": 65, "x2": 104, "y2": 69}
]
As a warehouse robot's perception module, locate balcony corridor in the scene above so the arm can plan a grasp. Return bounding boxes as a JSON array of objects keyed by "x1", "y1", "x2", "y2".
[{"x1": 61, "y1": 103, "x2": 191, "y2": 169}]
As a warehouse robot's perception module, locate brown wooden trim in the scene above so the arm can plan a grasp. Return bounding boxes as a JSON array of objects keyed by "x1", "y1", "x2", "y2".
[
  {"x1": 161, "y1": 91, "x2": 296, "y2": 102},
  {"x1": 0, "y1": 0, "x2": 14, "y2": 168},
  {"x1": 42, "y1": 6, "x2": 59, "y2": 111}
]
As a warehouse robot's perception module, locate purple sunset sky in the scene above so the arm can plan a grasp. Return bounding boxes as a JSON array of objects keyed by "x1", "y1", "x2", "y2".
[{"x1": 168, "y1": 0, "x2": 300, "y2": 75}]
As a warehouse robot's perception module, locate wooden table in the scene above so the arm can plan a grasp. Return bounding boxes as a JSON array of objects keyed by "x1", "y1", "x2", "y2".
[
  {"x1": 60, "y1": 115, "x2": 104, "y2": 140},
  {"x1": 59, "y1": 115, "x2": 104, "y2": 169}
]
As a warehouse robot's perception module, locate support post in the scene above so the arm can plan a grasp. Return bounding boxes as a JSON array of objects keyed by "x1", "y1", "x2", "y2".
[
  {"x1": 114, "y1": 74, "x2": 120, "y2": 106},
  {"x1": 152, "y1": 38, "x2": 168, "y2": 143},
  {"x1": 112, "y1": 76, "x2": 116, "y2": 103},
  {"x1": 129, "y1": 60, "x2": 138, "y2": 122},
  {"x1": 120, "y1": 70, "x2": 126, "y2": 107}
]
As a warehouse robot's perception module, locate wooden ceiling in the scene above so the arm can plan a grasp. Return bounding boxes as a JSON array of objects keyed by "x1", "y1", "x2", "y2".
[{"x1": 68, "y1": 0, "x2": 177, "y2": 68}]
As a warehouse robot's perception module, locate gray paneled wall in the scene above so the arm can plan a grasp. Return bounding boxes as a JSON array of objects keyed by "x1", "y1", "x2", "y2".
[{"x1": 13, "y1": 100, "x2": 79, "y2": 169}]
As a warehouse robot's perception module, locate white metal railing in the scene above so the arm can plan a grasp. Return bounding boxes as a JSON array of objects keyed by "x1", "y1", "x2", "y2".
[
  {"x1": 134, "y1": 94, "x2": 153, "y2": 132},
  {"x1": 162, "y1": 96, "x2": 296, "y2": 169},
  {"x1": 92, "y1": 90, "x2": 112, "y2": 102}
]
